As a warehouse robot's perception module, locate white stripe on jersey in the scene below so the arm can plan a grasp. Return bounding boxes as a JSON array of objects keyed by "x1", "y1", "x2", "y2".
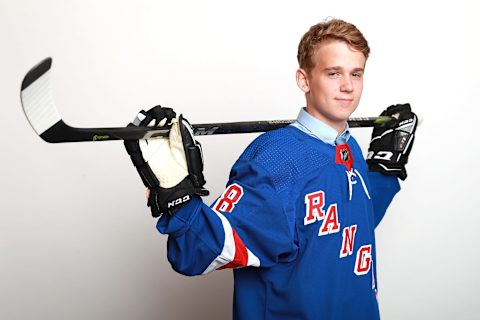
[{"x1": 202, "y1": 210, "x2": 260, "y2": 274}]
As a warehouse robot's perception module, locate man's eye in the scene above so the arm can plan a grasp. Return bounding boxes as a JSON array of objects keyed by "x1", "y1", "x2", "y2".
[
  {"x1": 328, "y1": 72, "x2": 340, "y2": 77},
  {"x1": 352, "y1": 72, "x2": 363, "y2": 78}
]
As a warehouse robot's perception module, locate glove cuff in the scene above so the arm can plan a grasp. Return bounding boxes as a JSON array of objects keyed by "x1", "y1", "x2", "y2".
[{"x1": 367, "y1": 160, "x2": 407, "y2": 181}]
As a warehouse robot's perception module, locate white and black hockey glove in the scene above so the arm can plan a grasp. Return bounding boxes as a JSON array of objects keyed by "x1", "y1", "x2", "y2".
[
  {"x1": 124, "y1": 105, "x2": 209, "y2": 217},
  {"x1": 367, "y1": 103, "x2": 417, "y2": 181}
]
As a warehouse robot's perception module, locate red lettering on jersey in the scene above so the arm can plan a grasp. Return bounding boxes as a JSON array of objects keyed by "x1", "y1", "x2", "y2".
[
  {"x1": 214, "y1": 184, "x2": 244, "y2": 213},
  {"x1": 304, "y1": 191, "x2": 325, "y2": 225},
  {"x1": 339, "y1": 225, "x2": 357, "y2": 258},
  {"x1": 318, "y1": 204, "x2": 340, "y2": 236},
  {"x1": 354, "y1": 245, "x2": 372, "y2": 276}
]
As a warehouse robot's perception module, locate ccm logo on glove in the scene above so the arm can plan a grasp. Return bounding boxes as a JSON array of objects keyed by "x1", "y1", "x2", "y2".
[
  {"x1": 168, "y1": 195, "x2": 191, "y2": 208},
  {"x1": 367, "y1": 151, "x2": 393, "y2": 161}
]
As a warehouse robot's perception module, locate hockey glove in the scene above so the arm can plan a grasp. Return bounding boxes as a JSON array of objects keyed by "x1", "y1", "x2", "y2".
[
  {"x1": 124, "y1": 105, "x2": 209, "y2": 217},
  {"x1": 367, "y1": 103, "x2": 417, "y2": 180}
]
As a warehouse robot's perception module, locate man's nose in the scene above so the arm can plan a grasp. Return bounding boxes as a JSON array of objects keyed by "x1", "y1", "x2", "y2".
[{"x1": 340, "y1": 76, "x2": 353, "y2": 92}]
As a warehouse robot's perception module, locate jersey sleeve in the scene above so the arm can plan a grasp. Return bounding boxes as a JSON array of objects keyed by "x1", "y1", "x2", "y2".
[
  {"x1": 156, "y1": 158, "x2": 298, "y2": 276},
  {"x1": 367, "y1": 170, "x2": 401, "y2": 227}
]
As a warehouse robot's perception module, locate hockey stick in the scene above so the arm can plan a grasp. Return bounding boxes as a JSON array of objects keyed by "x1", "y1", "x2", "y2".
[{"x1": 21, "y1": 57, "x2": 395, "y2": 143}]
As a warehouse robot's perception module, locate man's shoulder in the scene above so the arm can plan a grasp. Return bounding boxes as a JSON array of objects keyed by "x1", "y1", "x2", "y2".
[
  {"x1": 240, "y1": 126, "x2": 309, "y2": 162},
  {"x1": 234, "y1": 126, "x2": 331, "y2": 190}
]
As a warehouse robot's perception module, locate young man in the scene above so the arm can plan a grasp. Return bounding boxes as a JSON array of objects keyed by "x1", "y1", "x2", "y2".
[{"x1": 125, "y1": 18, "x2": 417, "y2": 319}]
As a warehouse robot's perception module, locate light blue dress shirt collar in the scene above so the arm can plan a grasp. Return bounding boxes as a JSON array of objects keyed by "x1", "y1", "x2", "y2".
[{"x1": 291, "y1": 108, "x2": 351, "y2": 146}]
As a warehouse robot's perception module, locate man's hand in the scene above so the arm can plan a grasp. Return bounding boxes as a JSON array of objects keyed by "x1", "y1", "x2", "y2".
[
  {"x1": 124, "y1": 105, "x2": 209, "y2": 217},
  {"x1": 367, "y1": 103, "x2": 418, "y2": 180}
]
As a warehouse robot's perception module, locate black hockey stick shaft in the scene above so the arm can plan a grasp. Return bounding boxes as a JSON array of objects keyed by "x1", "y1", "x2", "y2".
[
  {"x1": 20, "y1": 57, "x2": 394, "y2": 143},
  {"x1": 37, "y1": 117, "x2": 391, "y2": 143}
]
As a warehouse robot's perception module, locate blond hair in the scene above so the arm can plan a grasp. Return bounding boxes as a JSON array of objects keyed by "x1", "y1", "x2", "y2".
[{"x1": 297, "y1": 18, "x2": 370, "y2": 74}]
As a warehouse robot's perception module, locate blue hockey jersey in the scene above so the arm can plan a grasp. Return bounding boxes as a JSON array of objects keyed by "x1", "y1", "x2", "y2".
[{"x1": 156, "y1": 125, "x2": 400, "y2": 320}]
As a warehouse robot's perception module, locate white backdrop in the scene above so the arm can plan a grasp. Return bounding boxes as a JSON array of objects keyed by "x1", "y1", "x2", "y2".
[{"x1": 1, "y1": 0, "x2": 478, "y2": 319}]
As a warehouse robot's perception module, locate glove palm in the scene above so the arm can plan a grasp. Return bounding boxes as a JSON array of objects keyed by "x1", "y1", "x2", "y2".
[
  {"x1": 125, "y1": 106, "x2": 208, "y2": 217},
  {"x1": 140, "y1": 118, "x2": 189, "y2": 188}
]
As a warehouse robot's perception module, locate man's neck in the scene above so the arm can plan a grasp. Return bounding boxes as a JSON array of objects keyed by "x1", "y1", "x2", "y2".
[{"x1": 304, "y1": 107, "x2": 347, "y2": 135}]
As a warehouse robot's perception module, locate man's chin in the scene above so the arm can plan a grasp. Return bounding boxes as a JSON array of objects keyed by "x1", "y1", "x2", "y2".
[
  {"x1": 332, "y1": 112, "x2": 355, "y2": 123},
  {"x1": 335, "y1": 107, "x2": 358, "y2": 122}
]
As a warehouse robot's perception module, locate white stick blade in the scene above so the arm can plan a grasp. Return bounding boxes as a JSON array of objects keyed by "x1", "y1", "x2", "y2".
[{"x1": 20, "y1": 58, "x2": 61, "y2": 136}]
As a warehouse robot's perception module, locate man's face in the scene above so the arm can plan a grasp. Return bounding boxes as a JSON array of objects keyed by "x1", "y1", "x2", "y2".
[{"x1": 296, "y1": 40, "x2": 366, "y2": 133}]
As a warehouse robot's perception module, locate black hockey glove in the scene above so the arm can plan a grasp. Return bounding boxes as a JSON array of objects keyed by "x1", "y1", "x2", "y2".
[
  {"x1": 124, "y1": 105, "x2": 209, "y2": 217},
  {"x1": 367, "y1": 103, "x2": 417, "y2": 180}
]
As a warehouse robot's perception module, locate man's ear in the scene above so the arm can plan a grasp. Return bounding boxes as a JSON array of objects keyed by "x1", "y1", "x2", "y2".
[{"x1": 296, "y1": 68, "x2": 310, "y2": 93}]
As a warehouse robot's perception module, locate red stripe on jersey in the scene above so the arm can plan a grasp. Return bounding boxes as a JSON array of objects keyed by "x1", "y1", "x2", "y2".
[{"x1": 218, "y1": 229, "x2": 249, "y2": 269}]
